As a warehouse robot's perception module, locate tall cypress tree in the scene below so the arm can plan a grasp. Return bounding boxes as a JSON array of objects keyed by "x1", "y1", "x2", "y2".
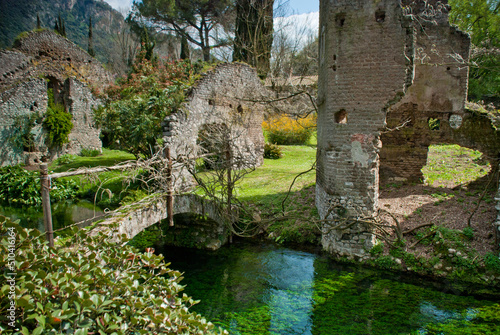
[
  {"x1": 88, "y1": 17, "x2": 95, "y2": 57},
  {"x1": 36, "y1": 14, "x2": 41, "y2": 29},
  {"x1": 233, "y1": 0, "x2": 274, "y2": 79}
]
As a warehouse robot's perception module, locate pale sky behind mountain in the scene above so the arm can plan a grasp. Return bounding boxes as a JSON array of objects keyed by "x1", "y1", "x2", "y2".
[{"x1": 102, "y1": 0, "x2": 319, "y2": 16}]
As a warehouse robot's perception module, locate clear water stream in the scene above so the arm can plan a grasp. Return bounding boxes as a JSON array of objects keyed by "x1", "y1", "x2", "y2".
[{"x1": 159, "y1": 241, "x2": 498, "y2": 335}]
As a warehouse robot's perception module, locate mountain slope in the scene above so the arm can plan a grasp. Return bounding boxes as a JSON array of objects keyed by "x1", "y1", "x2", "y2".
[{"x1": 0, "y1": 0, "x2": 128, "y2": 74}]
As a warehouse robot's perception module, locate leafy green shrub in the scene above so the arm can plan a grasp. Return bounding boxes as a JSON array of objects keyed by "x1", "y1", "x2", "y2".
[
  {"x1": 0, "y1": 218, "x2": 227, "y2": 334},
  {"x1": 374, "y1": 256, "x2": 397, "y2": 270},
  {"x1": 9, "y1": 113, "x2": 41, "y2": 152},
  {"x1": 0, "y1": 166, "x2": 78, "y2": 206},
  {"x1": 80, "y1": 148, "x2": 100, "y2": 157},
  {"x1": 95, "y1": 57, "x2": 207, "y2": 158},
  {"x1": 462, "y1": 227, "x2": 475, "y2": 240},
  {"x1": 54, "y1": 154, "x2": 76, "y2": 165},
  {"x1": 369, "y1": 242, "x2": 384, "y2": 256},
  {"x1": 484, "y1": 252, "x2": 500, "y2": 274},
  {"x1": 264, "y1": 143, "x2": 283, "y2": 159},
  {"x1": 43, "y1": 89, "x2": 73, "y2": 147}
]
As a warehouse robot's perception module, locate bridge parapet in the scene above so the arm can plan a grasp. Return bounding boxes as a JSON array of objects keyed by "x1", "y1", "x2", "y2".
[{"x1": 93, "y1": 194, "x2": 230, "y2": 250}]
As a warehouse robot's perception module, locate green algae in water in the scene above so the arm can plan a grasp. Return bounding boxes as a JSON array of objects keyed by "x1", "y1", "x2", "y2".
[{"x1": 159, "y1": 241, "x2": 499, "y2": 335}]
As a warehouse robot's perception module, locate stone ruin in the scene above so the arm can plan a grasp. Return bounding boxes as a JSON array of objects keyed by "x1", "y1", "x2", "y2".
[
  {"x1": 0, "y1": 30, "x2": 113, "y2": 166},
  {"x1": 315, "y1": 0, "x2": 500, "y2": 257},
  {"x1": 163, "y1": 63, "x2": 268, "y2": 189}
]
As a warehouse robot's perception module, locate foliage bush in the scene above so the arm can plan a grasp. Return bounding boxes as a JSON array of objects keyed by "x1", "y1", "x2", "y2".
[
  {"x1": 369, "y1": 242, "x2": 384, "y2": 257},
  {"x1": 43, "y1": 89, "x2": 73, "y2": 148},
  {"x1": 9, "y1": 113, "x2": 41, "y2": 152},
  {"x1": 95, "y1": 54, "x2": 209, "y2": 158},
  {"x1": 262, "y1": 114, "x2": 316, "y2": 145},
  {"x1": 0, "y1": 166, "x2": 78, "y2": 206},
  {"x1": 54, "y1": 154, "x2": 77, "y2": 165},
  {"x1": 0, "y1": 218, "x2": 227, "y2": 334},
  {"x1": 79, "y1": 148, "x2": 100, "y2": 157},
  {"x1": 484, "y1": 252, "x2": 500, "y2": 274},
  {"x1": 263, "y1": 143, "x2": 282, "y2": 159}
]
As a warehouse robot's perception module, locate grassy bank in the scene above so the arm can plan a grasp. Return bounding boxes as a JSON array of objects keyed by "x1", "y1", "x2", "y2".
[{"x1": 49, "y1": 149, "x2": 139, "y2": 208}]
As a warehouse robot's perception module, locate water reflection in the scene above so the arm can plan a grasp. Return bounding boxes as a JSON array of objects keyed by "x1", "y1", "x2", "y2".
[
  {"x1": 0, "y1": 200, "x2": 105, "y2": 236},
  {"x1": 160, "y1": 240, "x2": 496, "y2": 335}
]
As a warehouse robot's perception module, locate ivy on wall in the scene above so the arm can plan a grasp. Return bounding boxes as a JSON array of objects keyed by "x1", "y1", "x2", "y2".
[
  {"x1": 9, "y1": 112, "x2": 41, "y2": 152},
  {"x1": 42, "y1": 88, "x2": 73, "y2": 148}
]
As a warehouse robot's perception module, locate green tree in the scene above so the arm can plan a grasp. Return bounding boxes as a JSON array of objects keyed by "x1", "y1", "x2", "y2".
[
  {"x1": 88, "y1": 17, "x2": 95, "y2": 57},
  {"x1": 233, "y1": 0, "x2": 274, "y2": 79},
  {"x1": 95, "y1": 57, "x2": 205, "y2": 158},
  {"x1": 139, "y1": 26, "x2": 156, "y2": 62},
  {"x1": 449, "y1": 0, "x2": 500, "y2": 102},
  {"x1": 131, "y1": 0, "x2": 234, "y2": 61}
]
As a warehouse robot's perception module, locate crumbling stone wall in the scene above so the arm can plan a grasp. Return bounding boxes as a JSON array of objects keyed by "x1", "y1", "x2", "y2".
[
  {"x1": 1, "y1": 29, "x2": 113, "y2": 91},
  {"x1": 0, "y1": 30, "x2": 111, "y2": 166},
  {"x1": 0, "y1": 77, "x2": 102, "y2": 165},
  {"x1": 317, "y1": 0, "x2": 477, "y2": 257},
  {"x1": 317, "y1": 0, "x2": 415, "y2": 256},
  {"x1": 380, "y1": 0, "x2": 475, "y2": 182},
  {"x1": 163, "y1": 63, "x2": 268, "y2": 189}
]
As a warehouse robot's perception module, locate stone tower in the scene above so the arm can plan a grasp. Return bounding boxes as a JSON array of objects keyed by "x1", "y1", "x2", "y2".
[
  {"x1": 316, "y1": 0, "x2": 415, "y2": 256},
  {"x1": 316, "y1": 0, "x2": 470, "y2": 257}
]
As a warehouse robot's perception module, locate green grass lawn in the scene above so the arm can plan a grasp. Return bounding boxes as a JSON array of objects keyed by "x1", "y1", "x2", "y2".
[
  {"x1": 237, "y1": 145, "x2": 316, "y2": 202},
  {"x1": 421, "y1": 144, "x2": 491, "y2": 188},
  {"x1": 49, "y1": 149, "x2": 138, "y2": 208}
]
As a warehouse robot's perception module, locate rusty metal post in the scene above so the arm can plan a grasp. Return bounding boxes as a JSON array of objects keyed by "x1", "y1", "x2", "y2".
[
  {"x1": 40, "y1": 164, "x2": 54, "y2": 247},
  {"x1": 166, "y1": 147, "x2": 174, "y2": 226}
]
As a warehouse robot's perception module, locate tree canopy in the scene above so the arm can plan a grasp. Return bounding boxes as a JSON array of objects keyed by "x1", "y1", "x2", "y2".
[
  {"x1": 131, "y1": 0, "x2": 234, "y2": 61},
  {"x1": 449, "y1": 0, "x2": 500, "y2": 103}
]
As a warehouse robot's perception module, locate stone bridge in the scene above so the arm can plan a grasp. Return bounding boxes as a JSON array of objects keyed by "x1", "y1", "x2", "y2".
[{"x1": 96, "y1": 194, "x2": 230, "y2": 250}]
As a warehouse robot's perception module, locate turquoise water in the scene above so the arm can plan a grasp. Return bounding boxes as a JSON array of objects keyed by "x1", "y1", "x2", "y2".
[
  {"x1": 0, "y1": 200, "x2": 104, "y2": 236},
  {"x1": 160, "y1": 241, "x2": 499, "y2": 335}
]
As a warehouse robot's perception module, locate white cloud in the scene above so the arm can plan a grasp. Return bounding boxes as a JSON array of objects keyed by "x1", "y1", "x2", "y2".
[
  {"x1": 102, "y1": 0, "x2": 134, "y2": 13},
  {"x1": 274, "y1": 12, "x2": 319, "y2": 49}
]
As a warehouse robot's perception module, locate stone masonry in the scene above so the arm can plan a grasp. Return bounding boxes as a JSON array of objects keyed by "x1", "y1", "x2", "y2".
[
  {"x1": 163, "y1": 63, "x2": 268, "y2": 189},
  {"x1": 380, "y1": 0, "x2": 475, "y2": 182},
  {"x1": 0, "y1": 30, "x2": 112, "y2": 166},
  {"x1": 316, "y1": 0, "x2": 473, "y2": 257}
]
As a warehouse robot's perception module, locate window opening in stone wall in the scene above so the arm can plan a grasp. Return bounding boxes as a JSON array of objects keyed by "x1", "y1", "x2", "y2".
[
  {"x1": 335, "y1": 109, "x2": 348, "y2": 124},
  {"x1": 375, "y1": 10, "x2": 386, "y2": 22},
  {"x1": 421, "y1": 144, "x2": 491, "y2": 188},
  {"x1": 428, "y1": 118, "x2": 440, "y2": 130},
  {"x1": 335, "y1": 13, "x2": 346, "y2": 27}
]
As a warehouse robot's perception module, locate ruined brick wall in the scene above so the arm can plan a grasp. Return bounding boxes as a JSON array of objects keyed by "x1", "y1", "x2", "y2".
[
  {"x1": 1, "y1": 30, "x2": 113, "y2": 91},
  {"x1": 163, "y1": 63, "x2": 268, "y2": 189},
  {"x1": 380, "y1": 0, "x2": 473, "y2": 182},
  {"x1": 316, "y1": 0, "x2": 414, "y2": 256},
  {"x1": 0, "y1": 30, "x2": 110, "y2": 166},
  {"x1": 0, "y1": 78, "x2": 102, "y2": 165}
]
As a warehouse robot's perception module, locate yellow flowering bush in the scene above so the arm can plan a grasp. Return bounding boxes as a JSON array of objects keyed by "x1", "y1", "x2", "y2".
[{"x1": 263, "y1": 114, "x2": 316, "y2": 145}]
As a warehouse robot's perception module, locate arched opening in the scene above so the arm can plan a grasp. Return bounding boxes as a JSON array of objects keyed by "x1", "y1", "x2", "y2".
[
  {"x1": 421, "y1": 144, "x2": 491, "y2": 188},
  {"x1": 128, "y1": 213, "x2": 227, "y2": 251},
  {"x1": 197, "y1": 123, "x2": 230, "y2": 170}
]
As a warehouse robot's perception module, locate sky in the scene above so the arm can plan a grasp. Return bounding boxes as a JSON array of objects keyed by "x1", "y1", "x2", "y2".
[{"x1": 102, "y1": 0, "x2": 319, "y2": 16}]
